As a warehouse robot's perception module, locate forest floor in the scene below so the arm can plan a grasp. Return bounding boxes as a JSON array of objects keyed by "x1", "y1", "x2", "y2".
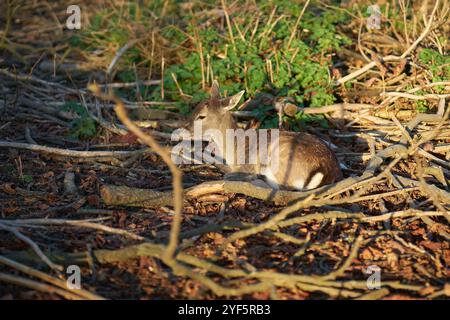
[{"x1": 0, "y1": 1, "x2": 449, "y2": 300}]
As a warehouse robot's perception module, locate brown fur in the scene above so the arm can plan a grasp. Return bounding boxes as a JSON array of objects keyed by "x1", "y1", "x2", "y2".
[{"x1": 184, "y1": 81, "x2": 342, "y2": 190}]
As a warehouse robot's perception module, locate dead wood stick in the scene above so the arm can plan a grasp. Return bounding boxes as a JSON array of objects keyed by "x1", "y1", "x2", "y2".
[
  {"x1": 93, "y1": 244, "x2": 359, "y2": 297},
  {"x1": 355, "y1": 288, "x2": 390, "y2": 300},
  {"x1": 222, "y1": 180, "x2": 318, "y2": 205},
  {"x1": 0, "y1": 272, "x2": 83, "y2": 300},
  {"x1": 101, "y1": 180, "x2": 321, "y2": 207},
  {"x1": 0, "y1": 140, "x2": 148, "y2": 158},
  {"x1": 107, "y1": 40, "x2": 138, "y2": 75},
  {"x1": 320, "y1": 235, "x2": 363, "y2": 281},
  {"x1": 4, "y1": 218, "x2": 146, "y2": 241},
  {"x1": 235, "y1": 103, "x2": 373, "y2": 119},
  {"x1": 361, "y1": 210, "x2": 443, "y2": 222},
  {"x1": 20, "y1": 97, "x2": 78, "y2": 121},
  {"x1": 0, "y1": 68, "x2": 80, "y2": 93},
  {"x1": 89, "y1": 84, "x2": 184, "y2": 261},
  {"x1": 221, "y1": 194, "x2": 315, "y2": 248},
  {"x1": 4, "y1": 249, "x2": 91, "y2": 268},
  {"x1": 9, "y1": 243, "x2": 432, "y2": 297},
  {"x1": 337, "y1": 55, "x2": 401, "y2": 85},
  {"x1": 0, "y1": 222, "x2": 63, "y2": 272},
  {"x1": 383, "y1": 92, "x2": 450, "y2": 100},
  {"x1": 175, "y1": 220, "x2": 252, "y2": 240},
  {"x1": 286, "y1": 103, "x2": 373, "y2": 117},
  {"x1": 101, "y1": 170, "x2": 399, "y2": 208},
  {"x1": 394, "y1": 175, "x2": 450, "y2": 204},
  {"x1": 100, "y1": 167, "x2": 448, "y2": 210},
  {"x1": 97, "y1": 80, "x2": 161, "y2": 88},
  {"x1": 101, "y1": 184, "x2": 179, "y2": 207},
  {"x1": 0, "y1": 255, "x2": 105, "y2": 300}
]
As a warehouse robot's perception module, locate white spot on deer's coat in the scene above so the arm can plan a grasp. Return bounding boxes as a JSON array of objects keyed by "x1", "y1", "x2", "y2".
[{"x1": 305, "y1": 172, "x2": 324, "y2": 190}]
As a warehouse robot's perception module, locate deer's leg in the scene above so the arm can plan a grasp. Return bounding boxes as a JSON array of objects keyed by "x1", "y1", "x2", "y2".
[{"x1": 224, "y1": 172, "x2": 274, "y2": 189}]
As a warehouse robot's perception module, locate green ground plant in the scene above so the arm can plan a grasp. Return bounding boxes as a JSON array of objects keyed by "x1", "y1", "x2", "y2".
[
  {"x1": 70, "y1": 1, "x2": 447, "y2": 124},
  {"x1": 414, "y1": 49, "x2": 449, "y2": 112},
  {"x1": 418, "y1": 48, "x2": 450, "y2": 92},
  {"x1": 61, "y1": 102, "x2": 97, "y2": 140}
]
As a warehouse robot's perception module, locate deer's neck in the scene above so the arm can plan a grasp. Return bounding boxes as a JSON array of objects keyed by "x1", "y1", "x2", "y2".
[{"x1": 214, "y1": 122, "x2": 258, "y2": 171}]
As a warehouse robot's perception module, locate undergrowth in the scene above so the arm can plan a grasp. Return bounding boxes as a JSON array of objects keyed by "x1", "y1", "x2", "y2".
[
  {"x1": 61, "y1": 101, "x2": 98, "y2": 140},
  {"x1": 69, "y1": 0, "x2": 448, "y2": 126},
  {"x1": 71, "y1": 1, "x2": 351, "y2": 112}
]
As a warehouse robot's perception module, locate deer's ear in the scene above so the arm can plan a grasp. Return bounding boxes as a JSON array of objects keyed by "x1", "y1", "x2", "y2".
[
  {"x1": 210, "y1": 80, "x2": 220, "y2": 100},
  {"x1": 223, "y1": 90, "x2": 245, "y2": 111}
]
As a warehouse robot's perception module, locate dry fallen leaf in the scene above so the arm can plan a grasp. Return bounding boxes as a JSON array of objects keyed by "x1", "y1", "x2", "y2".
[
  {"x1": 87, "y1": 194, "x2": 100, "y2": 207},
  {"x1": 1, "y1": 183, "x2": 16, "y2": 195}
]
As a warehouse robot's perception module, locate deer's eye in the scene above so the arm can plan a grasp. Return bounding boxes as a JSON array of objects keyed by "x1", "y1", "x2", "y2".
[{"x1": 196, "y1": 114, "x2": 206, "y2": 120}]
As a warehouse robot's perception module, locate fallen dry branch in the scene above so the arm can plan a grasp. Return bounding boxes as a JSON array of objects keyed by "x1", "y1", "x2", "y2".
[
  {"x1": 0, "y1": 68, "x2": 80, "y2": 93},
  {"x1": 89, "y1": 84, "x2": 184, "y2": 261},
  {"x1": 0, "y1": 256, "x2": 105, "y2": 300},
  {"x1": 2, "y1": 218, "x2": 147, "y2": 242},
  {"x1": 101, "y1": 167, "x2": 449, "y2": 210},
  {"x1": 101, "y1": 179, "x2": 335, "y2": 207},
  {"x1": 0, "y1": 141, "x2": 149, "y2": 159},
  {"x1": 0, "y1": 272, "x2": 84, "y2": 300},
  {"x1": 383, "y1": 92, "x2": 450, "y2": 100},
  {"x1": 0, "y1": 222, "x2": 63, "y2": 272},
  {"x1": 4, "y1": 241, "x2": 439, "y2": 299},
  {"x1": 100, "y1": 184, "x2": 178, "y2": 207}
]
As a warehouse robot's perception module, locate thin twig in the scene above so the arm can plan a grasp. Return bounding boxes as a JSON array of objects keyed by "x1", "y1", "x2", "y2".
[
  {"x1": 0, "y1": 255, "x2": 105, "y2": 300},
  {"x1": 89, "y1": 84, "x2": 184, "y2": 260},
  {"x1": 0, "y1": 222, "x2": 63, "y2": 272}
]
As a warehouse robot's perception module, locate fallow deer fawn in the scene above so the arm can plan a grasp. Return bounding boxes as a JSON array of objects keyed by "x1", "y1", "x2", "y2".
[{"x1": 183, "y1": 81, "x2": 342, "y2": 191}]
